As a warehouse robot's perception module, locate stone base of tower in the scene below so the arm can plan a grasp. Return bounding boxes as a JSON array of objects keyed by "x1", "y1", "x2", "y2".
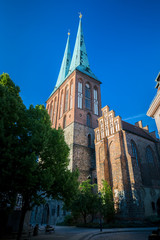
[{"x1": 63, "y1": 122, "x2": 97, "y2": 183}]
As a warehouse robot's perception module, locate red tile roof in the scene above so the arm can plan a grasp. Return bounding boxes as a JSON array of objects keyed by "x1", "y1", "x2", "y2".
[{"x1": 122, "y1": 121, "x2": 158, "y2": 142}]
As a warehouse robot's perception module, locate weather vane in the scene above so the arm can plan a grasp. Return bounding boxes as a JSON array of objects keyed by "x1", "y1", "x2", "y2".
[{"x1": 79, "y1": 12, "x2": 82, "y2": 19}]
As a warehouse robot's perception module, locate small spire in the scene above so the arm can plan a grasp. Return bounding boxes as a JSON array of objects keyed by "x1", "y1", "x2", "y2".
[
  {"x1": 49, "y1": 33, "x2": 71, "y2": 97},
  {"x1": 67, "y1": 14, "x2": 98, "y2": 80},
  {"x1": 79, "y1": 12, "x2": 82, "y2": 19}
]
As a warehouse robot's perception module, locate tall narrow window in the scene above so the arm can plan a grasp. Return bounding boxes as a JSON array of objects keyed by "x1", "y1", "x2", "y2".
[
  {"x1": 52, "y1": 98, "x2": 57, "y2": 125},
  {"x1": 131, "y1": 141, "x2": 139, "y2": 166},
  {"x1": 94, "y1": 88, "x2": 98, "y2": 115},
  {"x1": 85, "y1": 83, "x2": 91, "y2": 110},
  {"x1": 64, "y1": 86, "x2": 69, "y2": 112},
  {"x1": 70, "y1": 83, "x2": 73, "y2": 110},
  {"x1": 78, "y1": 82, "x2": 83, "y2": 109},
  {"x1": 59, "y1": 92, "x2": 64, "y2": 118},
  {"x1": 57, "y1": 205, "x2": 60, "y2": 217},
  {"x1": 50, "y1": 102, "x2": 53, "y2": 119},
  {"x1": 146, "y1": 146, "x2": 154, "y2": 164},
  {"x1": 87, "y1": 113, "x2": 91, "y2": 127}
]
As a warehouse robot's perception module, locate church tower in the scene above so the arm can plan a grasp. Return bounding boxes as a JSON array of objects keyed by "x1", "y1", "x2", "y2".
[{"x1": 46, "y1": 15, "x2": 101, "y2": 182}]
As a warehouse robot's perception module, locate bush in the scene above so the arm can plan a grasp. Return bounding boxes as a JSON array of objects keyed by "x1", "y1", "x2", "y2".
[{"x1": 63, "y1": 215, "x2": 75, "y2": 226}]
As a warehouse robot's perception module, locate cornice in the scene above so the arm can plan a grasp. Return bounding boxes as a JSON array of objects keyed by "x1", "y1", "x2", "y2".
[{"x1": 147, "y1": 91, "x2": 160, "y2": 117}]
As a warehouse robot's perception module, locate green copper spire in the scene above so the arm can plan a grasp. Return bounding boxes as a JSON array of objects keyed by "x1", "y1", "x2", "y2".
[
  {"x1": 67, "y1": 14, "x2": 98, "y2": 80},
  {"x1": 50, "y1": 33, "x2": 71, "y2": 97}
]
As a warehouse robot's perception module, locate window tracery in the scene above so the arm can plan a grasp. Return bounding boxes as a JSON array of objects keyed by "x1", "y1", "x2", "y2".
[
  {"x1": 85, "y1": 83, "x2": 91, "y2": 110},
  {"x1": 131, "y1": 141, "x2": 139, "y2": 166},
  {"x1": 146, "y1": 146, "x2": 154, "y2": 164},
  {"x1": 78, "y1": 82, "x2": 83, "y2": 109},
  {"x1": 94, "y1": 87, "x2": 98, "y2": 115}
]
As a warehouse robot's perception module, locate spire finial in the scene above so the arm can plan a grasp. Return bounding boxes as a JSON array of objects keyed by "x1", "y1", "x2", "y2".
[
  {"x1": 79, "y1": 12, "x2": 82, "y2": 19},
  {"x1": 68, "y1": 30, "x2": 70, "y2": 36}
]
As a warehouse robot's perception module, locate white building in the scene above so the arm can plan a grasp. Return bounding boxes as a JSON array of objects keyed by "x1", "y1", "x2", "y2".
[{"x1": 147, "y1": 73, "x2": 160, "y2": 138}]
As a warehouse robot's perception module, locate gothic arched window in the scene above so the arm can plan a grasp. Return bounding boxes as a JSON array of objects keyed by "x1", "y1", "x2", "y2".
[
  {"x1": 131, "y1": 140, "x2": 139, "y2": 166},
  {"x1": 70, "y1": 82, "x2": 73, "y2": 110},
  {"x1": 146, "y1": 146, "x2": 154, "y2": 164},
  {"x1": 52, "y1": 98, "x2": 57, "y2": 125},
  {"x1": 64, "y1": 86, "x2": 69, "y2": 112},
  {"x1": 59, "y1": 91, "x2": 64, "y2": 118},
  {"x1": 78, "y1": 81, "x2": 82, "y2": 109},
  {"x1": 87, "y1": 113, "x2": 91, "y2": 127},
  {"x1": 57, "y1": 205, "x2": 60, "y2": 217},
  {"x1": 94, "y1": 87, "x2": 98, "y2": 115},
  {"x1": 85, "y1": 83, "x2": 91, "y2": 110},
  {"x1": 50, "y1": 102, "x2": 53, "y2": 119}
]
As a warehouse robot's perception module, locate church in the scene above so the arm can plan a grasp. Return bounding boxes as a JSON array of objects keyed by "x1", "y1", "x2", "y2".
[{"x1": 30, "y1": 15, "x2": 160, "y2": 225}]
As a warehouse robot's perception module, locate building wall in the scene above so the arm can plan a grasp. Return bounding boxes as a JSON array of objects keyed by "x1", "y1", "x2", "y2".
[
  {"x1": 46, "y1": 70, "x2": 101, "y2": 182},
  {"x1": 95, "y1": 106, "x2": 160, "y2": 219},
  {"x1": 154, "y1": 105, "x2": 160, "y2": 137},
  {"x1": 124, "y1": 131, "x2": 160, "y2": 187}
]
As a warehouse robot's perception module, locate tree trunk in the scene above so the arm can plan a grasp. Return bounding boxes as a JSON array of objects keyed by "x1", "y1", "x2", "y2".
[{"x1": 17, "y1": 201, "x2": 28, "y2": 240}]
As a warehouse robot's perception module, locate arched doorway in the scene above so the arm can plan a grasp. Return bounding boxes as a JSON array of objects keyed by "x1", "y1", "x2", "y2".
[
  {"x1": 157, "y1": 198, "x2": 160, "y2": 216},
  {"x1": 42, "y1": 204, "x2": 49, "y2": 224}
]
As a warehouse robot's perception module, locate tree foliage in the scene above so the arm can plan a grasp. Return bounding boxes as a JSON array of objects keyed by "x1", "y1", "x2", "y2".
[
  {"x1": 68, "y1": 180, "x2": 98, "y2": 224},
  {"x1": 100, "y1": 180, "x2": 115, "y2": 223},
  {"x1": 68, "y1": 180, "x2": 114, "y2": 224},
  {"x1": 0, "y1": 73, "x2": 79, "y2": 238}
]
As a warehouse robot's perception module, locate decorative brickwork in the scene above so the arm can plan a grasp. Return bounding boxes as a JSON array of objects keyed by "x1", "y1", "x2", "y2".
[{"x1": 95, "y1": 105, "x2": 160, "y2": 219}]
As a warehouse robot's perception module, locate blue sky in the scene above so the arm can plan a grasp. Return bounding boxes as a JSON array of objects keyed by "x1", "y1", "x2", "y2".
[{"x1": 1, "y1": 0, "x2": 160, "y2": 136}]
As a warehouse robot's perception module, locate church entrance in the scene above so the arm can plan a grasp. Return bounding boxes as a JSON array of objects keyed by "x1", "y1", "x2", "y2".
[{"x1": 157, "y1": 198, "x2": 160, "y2": 216}]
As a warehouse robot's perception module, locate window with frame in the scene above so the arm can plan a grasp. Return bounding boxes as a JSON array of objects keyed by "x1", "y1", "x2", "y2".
[
  {"x1": 85, "y1": 83, "x2": 91, "y2": 110},
  {"x1": 59, "y1": 92, "x2": 64, "y2": 118},
  {"x1": 146, "y1": 146, "x2": 154, "y2": 164},
  {"x1": 94, "y1": 87, "x2": 98, "y2": 115},
  {"x1": 78, "y1": 82, "x2": 83, "y2": 109},
  {"x1": 64, "y1": 86, "x2": 69, "y2": 112},
  {"x1": 131, "y1": 141, "x2": 139, "y2": 166},
  {"x1": 87, "y1": 113, "x2": 91, "y2": 127},
  {"x1": 70, "y1": 83, "x2": 73, "y2": 110}
]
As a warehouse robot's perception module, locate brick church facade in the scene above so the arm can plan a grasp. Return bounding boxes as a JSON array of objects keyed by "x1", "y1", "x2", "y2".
[
  {"x1": 95, "y1": 106, "x2": 160, "y2": 218},
  {"x1": 30, "y1": 16, "x2": 160, "y2": 225},
  {"x1": 46, "y1": 16, "x2": 101, "y2": 183}
]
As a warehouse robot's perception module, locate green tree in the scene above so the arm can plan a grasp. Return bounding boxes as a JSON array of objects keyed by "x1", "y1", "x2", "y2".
[
  {"x1": 68, "y1": 180, "x2": 115, "y2": 225},
  {"x1": 100, "y1": 180, "x2": 115, "y2": 223},
  {"x1": 0, "y1": 73, "x2": 79, "y2": 239},
  {"x1": 68, "y1": 180, "x2": 99, "y2": 224}
]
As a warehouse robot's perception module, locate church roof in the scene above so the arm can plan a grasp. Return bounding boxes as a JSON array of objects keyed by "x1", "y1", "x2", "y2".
[
  {"x1": 49, "y1": 34, "x2": 71, "y2": 98},
  {"x1": 122, "y1": 121, "x2": 158, "y2": 142},
  {"x1": 67, "y1": 16, "x2": 98, "y2": 81}
]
